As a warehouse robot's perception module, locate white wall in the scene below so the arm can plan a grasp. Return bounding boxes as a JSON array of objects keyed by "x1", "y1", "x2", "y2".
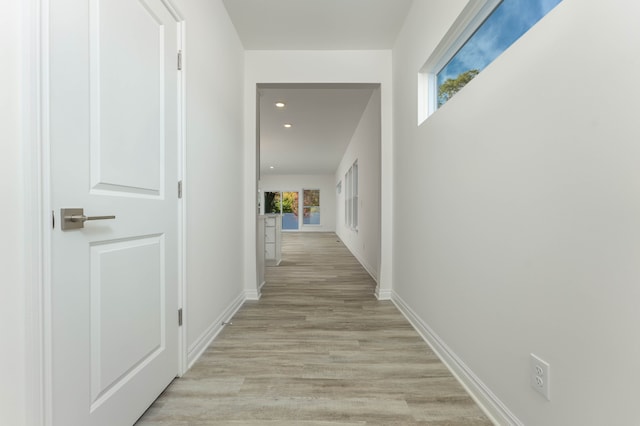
[
  {"x1": 0, "y1": 2, "x2": 26, "y2": 425},
  {"x1": 173, "y1": 0, "x2": 246, "y2": 365},
  {"x1": 244, "y1": 50, "x2": 393, "y2": 298},
  {"x1": 392, "y1": 0, "x2": 640, "y2": 424},
  {"x1": 335, "y1": 89, "x2": 381, "y2": 281},
  {"x1": 260, "y1": 174, "x2": 336, "y2": 232}
]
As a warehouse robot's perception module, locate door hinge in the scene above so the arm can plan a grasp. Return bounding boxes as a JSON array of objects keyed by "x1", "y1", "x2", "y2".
[
  {"x1": 178, "y1": 308, "x2": 183, "y2": 326},
  {"x1": 178, "y1": 180, "x2": 183, "y2": 199},
  {"x1": 177, "y1": 50, "x2": 182, "y2": 71},
  {"x1": 52, "y1": 210, "x2": 55, "y2": 229}
]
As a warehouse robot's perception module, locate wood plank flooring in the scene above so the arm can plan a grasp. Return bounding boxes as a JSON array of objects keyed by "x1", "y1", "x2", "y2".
[{"x1": 136, "y1": 232, "x2": 492, "y2": 425}]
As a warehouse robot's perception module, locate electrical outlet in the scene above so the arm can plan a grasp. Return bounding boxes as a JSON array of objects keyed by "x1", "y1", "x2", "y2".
[{"x1": 530, "y1": 353, "x2": 550, "y2": 400}]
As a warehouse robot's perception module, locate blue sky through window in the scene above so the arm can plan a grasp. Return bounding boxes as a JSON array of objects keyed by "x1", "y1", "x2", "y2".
[{"x1": 437, "y1": 0, "x2": 562, "y2": 105}]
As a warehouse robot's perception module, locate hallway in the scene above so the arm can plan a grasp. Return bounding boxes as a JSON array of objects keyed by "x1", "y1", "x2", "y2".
[{"x1": 136, "y1": 232, "x2": 491, "y2": 425}]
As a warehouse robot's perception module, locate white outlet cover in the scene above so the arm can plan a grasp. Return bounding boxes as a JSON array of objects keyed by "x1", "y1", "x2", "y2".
[{"x1": 530, "y1": 353, "x2": 551, "y2": 400}]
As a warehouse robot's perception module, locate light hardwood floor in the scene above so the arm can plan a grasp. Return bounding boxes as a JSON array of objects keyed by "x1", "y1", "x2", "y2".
[{"x1": 136, "y1": 232, "x2": 492, "y2": 425}]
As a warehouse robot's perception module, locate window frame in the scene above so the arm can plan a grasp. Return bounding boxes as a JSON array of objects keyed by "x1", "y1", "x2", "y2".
[
  {"x1": 302, "y1": 188, "x2": 321, "y2": 226},
  {"x1": 263, "y1": 190, "x2": 301, "y2": 231},
  {"x1": 345, "y1": 169, "x2": 351, "y2": 226},
  {"x1": 344, "y1": 160, "x2": 358, "y2": 231},
  {"x1": 352, "y1": 161, "x2": 358, "y2": 230},
  {"x1": 418, "y1": 0, "x2": 502, "y2": 124}
]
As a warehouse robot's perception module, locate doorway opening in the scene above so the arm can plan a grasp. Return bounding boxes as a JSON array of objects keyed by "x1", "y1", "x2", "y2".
[{"x1": 256, "y1": 83, "x2": 382, "y2": 284}]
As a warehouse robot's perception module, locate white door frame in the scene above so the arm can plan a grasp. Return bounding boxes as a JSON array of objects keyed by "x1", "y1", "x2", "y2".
[{"x1": 23, "y1": 1, "x2": 187, "y2": 424}]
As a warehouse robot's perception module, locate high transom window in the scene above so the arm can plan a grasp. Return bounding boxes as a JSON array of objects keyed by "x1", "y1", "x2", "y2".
[{"x1": 419, "y1": 0, "x2": 563, "y2": 121}]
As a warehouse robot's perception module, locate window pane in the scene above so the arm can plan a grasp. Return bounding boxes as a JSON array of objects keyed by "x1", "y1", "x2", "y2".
[
  {"x1": 437, "y1": 0, "x2": 563, "y2": 107},
  {"x1": 353, "y1": 162, "x2": 358, "y2": 229},
  {"x1": 353, "y1": 163, "x2": 358, "y2": 198},
  {"x1": 353, "y1": 196, "x2": 358, "y2": 229},
  {"x1": 303, "y1": 189, "x2": 320, "y2": 226},
  {"x1": 303, "y1": 189, "x2": 320, "y2": 207},
  {"x1": 281, "y1": 191, "x2": 299, "y2": 230},
  {"x1": 264, "y1": 192, "x2": 281, "y2": 214},
  {"x1": 303, "y1": 206, "x2": 320, "y2": 225},
  {"x1": 345, "y1": 170, "x2": 351, "y2": 226}
]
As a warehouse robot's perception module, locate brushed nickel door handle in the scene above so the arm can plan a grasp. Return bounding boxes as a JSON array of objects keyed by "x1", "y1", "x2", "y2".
[
  {"x1": 68, "y1": 214, "x2": 116, "y2": 222},
  {"x1": 61, "y1": 208, "x2": 116, "y2": 230}
]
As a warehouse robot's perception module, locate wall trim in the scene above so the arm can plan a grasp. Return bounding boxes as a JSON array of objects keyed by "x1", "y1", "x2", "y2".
[
  {"x1": 391, "y1": 291, "x2": 523, "y2": 426},
  {"x1": 186, "y1": 292, "x2": 245, "y2": 369},
  {"x1": 337, "y1": 234, "x2": 379, "y2": 284},
  {"x1": 28, "y1": 0, "x2": 53, "y2": 424},
  {"x1": 353, "y1": 249, "x2": 378, "y2": 284},
  {"x1": 176, "y1": 16, "x2": 188, "y2": 378},
  {"x1": 375, "y1": 287, "x2": 392, "y2": 301},
  {"x1": 244, "y1": 288, "x2": 261, "y2": 301}
]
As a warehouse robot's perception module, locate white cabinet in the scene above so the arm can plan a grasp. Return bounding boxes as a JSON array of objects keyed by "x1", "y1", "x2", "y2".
[{"x1": 263, "y1": 214, "x2": 282, "y2": 266}]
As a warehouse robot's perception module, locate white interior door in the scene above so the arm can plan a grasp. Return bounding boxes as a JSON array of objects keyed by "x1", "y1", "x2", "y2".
[{"x1": 49, "y1": 0, "x2": 181, "y2": 424}]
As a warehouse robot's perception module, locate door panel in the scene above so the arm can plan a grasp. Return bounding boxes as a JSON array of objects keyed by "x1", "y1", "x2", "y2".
[
  {"x1": 91, "y1": 0, "x2": 163, "y2": 194},
  {"x1": 49, "y1": 0, "x2": 180, "y2": 424},
  {"x1": 90, "y1": 235, "x2": 165, "y2": 408}
]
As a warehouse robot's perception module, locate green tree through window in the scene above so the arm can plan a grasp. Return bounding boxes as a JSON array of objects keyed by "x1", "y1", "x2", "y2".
[
  {"x1": 438, "y1": 69, "x2": 479, "y2": 107},
  {"x1": 436, "y1": 0, "x2": 563, "y2": 108}
]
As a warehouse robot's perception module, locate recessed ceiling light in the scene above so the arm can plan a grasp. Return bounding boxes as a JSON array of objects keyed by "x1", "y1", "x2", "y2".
[
  {"x1": 275, "y1": 102, "x2": 286, "y2": 108},
  {"x1": 283, "y1": 123, "x2": 292, "y2": 128},
  {"x1": 270, "y1": 166, "x2": 275, "y2": 169}
]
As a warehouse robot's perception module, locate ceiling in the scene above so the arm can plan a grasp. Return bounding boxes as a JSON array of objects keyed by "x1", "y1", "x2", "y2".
[
  {"x1": 222, "y1": 0, "x2": 413, "y2": 176},
  {"x1": 222, "y1": 0, "x2": 414, "y2": 50},
  {"x1": 259, "y1": 84, "x2": 377, "y2": 176}
]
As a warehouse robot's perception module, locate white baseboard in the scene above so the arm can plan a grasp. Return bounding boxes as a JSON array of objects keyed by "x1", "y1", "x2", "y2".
[
  {"x1": 391, "y1": 291, "x2": 523, "y2": 426},
  {"x1": 356, "y1": 254, "x2": 379, "y2": 284},
  {"x1": 244, "y1": 288, "x2": 261, "y2": 301},
  {"x1": 375, "y1": 287, "x2": 392, "y2": 300},
  {"x1": 186, "y1": 292, "x2": 245, "y2": 369},
  {"x1": 338, "y1": 239, "x2": 379, "y2": 284}
]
